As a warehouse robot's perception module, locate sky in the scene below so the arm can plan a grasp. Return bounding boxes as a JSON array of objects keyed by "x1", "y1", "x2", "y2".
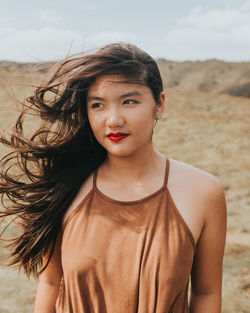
[{"x1": 1, "y1": 0, "x2": 250, "y2": 62}]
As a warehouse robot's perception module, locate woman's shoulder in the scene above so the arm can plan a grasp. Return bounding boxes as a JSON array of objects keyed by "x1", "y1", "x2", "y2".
[
  {"x1": 62, "y1": 172, "x2": 94, "y2": 229},
  {"x1": 168, "y1": 157, "x2": 224, "y2": 195},
  {"x1": 167, "y1": 157, "x2": 226, "y2": 243}
]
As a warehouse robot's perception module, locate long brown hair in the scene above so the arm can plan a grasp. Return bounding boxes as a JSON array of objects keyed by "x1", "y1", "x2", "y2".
[{"x1": 0, "y1": 42, "x2": 163, "y2": 277}]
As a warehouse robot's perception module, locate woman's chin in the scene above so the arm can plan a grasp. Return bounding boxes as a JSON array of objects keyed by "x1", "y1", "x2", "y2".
[
  {"x1": 104, "y1": 145, "x2": 137, "y2": 158},
  {"x1": 107, "y1": 149, "x2": 133, "y2": 158}
]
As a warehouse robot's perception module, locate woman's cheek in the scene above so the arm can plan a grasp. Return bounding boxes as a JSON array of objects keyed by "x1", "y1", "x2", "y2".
[{"x1": 89, "y1": 115, "x2": 101, "y2": 134}]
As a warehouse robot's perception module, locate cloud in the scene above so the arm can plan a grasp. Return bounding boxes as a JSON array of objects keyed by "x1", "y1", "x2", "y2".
[
  {"x1": 39, "y1": 11, "x2": 63, "y2": 23},
  {"x1": 79, "y1": 3, "x2": 102, "y2": 11},
  {"x1": 84, "y1": 4, "x2": 101, "y2": 11},
  {"x1": 0, "y1": 27, "x2": 83, "y2": 62},
  {"x1": 240, "y1": 0, "x2": 250, "y2": 10},
  {"x1": 83, "y1": 32, "x2": 137, "y2": 50},
  {"x1": 162, "y1": 4, "x2": 250, "y2": 61},
  {"x1": 0, "y1": 28, "x2": 136, "y2": 62}
]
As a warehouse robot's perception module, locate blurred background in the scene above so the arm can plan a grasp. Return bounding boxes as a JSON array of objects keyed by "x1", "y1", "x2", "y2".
[{"x1": 0, "y1": 0, "x2": 250, "y2": 312}]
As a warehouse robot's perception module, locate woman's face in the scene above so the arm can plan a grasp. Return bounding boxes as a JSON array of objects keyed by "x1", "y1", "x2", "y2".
[{"x1": 87, "y1": 75, "x2": 165, "y2": 158}]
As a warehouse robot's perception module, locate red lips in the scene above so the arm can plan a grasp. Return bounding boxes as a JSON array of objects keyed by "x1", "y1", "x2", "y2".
[{"x1": 107, "y1": 132, "x2": 129, "y2": 142}]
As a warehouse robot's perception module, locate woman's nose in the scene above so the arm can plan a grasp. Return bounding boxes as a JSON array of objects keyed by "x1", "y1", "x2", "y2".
[{"x1": 106, "y1": 108, "x2": 125, "y2": 128}]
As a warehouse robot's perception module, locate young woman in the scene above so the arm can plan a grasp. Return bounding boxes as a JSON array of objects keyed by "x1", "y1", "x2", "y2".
[{"x1": 0, "y1": 43, "x2": 227, "y2": 313}]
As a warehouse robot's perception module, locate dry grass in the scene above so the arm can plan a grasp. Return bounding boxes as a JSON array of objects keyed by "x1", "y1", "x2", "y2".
[
  {"x1": 157, "y1": 59, "x2": 250, "y2": 96},
  {"x1": 0, "y1": 66, "x2": 250, "y2": 312},
  {"x1": 222, "y1": 82, "x2": 250, "y2": 98},
  {"x1": 154, "y1": 89, "x2": 250, "y2": 312}
]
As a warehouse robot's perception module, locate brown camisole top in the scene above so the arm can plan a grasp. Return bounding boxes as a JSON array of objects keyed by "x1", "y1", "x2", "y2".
[{"x1": 56, "y1": 157, "x2": 196, "y2": 313}]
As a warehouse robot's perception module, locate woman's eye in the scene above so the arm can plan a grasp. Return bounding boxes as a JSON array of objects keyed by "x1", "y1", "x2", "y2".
[
  {"x1": 91, "y1": 103, "x2": 103, "y2": 108},
  {"x1": 124, "y1": 99, "x2": 137, "y2": 104}
]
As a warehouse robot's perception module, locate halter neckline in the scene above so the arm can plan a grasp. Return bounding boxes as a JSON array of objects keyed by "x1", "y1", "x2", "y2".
[{"x1": 92, "y1": 157, "x2": 170, "y2": 206}]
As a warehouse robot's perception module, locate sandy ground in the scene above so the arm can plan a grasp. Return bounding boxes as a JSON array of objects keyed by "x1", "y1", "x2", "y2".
[{"x1": 0, "y1": 68, "x2": 249, "y2": 312}]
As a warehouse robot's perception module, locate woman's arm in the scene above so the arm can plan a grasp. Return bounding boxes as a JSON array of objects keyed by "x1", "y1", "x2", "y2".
[
  {"x1": 34, "y1": 231, "x2": 63, "y2": 313},
  {"x1": 190, "y1": 177, "x2": 227, "y2": 313}
]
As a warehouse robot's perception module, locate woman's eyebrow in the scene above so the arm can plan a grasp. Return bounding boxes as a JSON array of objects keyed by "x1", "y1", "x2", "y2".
[
  {"x1": 87, "y1": 91, "x2": 142, "y2": 102},
  {"x1": 119, "y1": 91, "x2": 142, "y2": 99},
  {"x1": 87, "y1": 96, "x2": 104, "y2": 101}
]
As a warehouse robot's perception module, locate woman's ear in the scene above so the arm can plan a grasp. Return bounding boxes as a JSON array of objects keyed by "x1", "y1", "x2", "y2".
[{"x1": 155, "y1": 91, "x2": 165, "y2": 120}]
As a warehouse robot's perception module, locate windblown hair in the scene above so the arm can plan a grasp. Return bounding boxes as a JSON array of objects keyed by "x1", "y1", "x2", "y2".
[{"x1": 0, "y1": 42, "x2": 163, "y2": 277}]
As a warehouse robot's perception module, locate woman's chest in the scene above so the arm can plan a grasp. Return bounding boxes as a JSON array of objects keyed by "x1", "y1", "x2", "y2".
[{"x1": 61, "y1": 204, "x2": 194, "y2": 292}]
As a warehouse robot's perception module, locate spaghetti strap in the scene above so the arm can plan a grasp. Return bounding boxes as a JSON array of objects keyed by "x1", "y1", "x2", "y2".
[
  {"x1": 163, "y1": 157, "x2": 170, "y2": 187},
  {"x1": 93, "y1": 168, "x2": 98, "y2": 189}
]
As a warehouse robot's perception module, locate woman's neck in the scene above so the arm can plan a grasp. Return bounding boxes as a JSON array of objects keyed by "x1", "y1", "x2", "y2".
[{"x1": 101, "y1": 147, "x2": 166, "y2": 183}]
